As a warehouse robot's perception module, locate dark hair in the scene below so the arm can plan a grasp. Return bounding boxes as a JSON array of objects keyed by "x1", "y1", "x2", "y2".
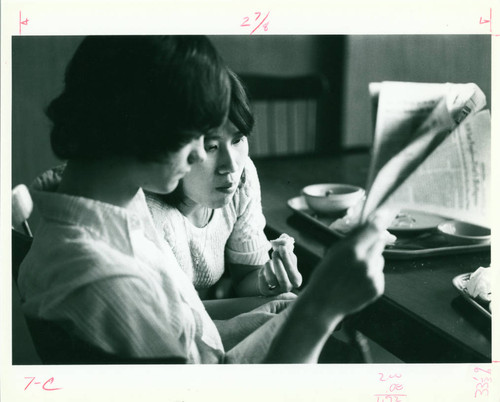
[
  {"x1": 47, "y1": 35, "x2": 231, "y2": 161},
  {"x1": 149, "y1": 70, "x2": 254, "y2": 206},
  {"x1": 228, "y1": 70, "x2": 254, "y2": 137}
]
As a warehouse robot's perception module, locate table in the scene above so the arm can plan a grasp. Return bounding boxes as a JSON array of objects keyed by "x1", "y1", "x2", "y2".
[{"x1": 254, "y1": 153, "x2": 491, "y2": 363}]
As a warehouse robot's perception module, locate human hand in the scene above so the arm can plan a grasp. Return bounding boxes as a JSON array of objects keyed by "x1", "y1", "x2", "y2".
[
  {"x1": 258, "y1": 234, "x2": 303, "y2": 296},
  {"x1": 329, "y1": 200, "x2": 397, "y2": 245},
  {"x1": 303, "y1": 219, "x2": 386, "y2": 321}
]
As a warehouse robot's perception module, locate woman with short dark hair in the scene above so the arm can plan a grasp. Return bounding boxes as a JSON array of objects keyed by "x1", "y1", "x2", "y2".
[
  {"x1": 146, "y1": 70, "x2": 302, "y2": 302},
  {"x1": 48, "y1": 35, "x2": 230, "y2": 162},
  {"x1": 20, "y1": 35, "x2": 232, "y2": 363},
  {"x1": 18, "y1": 35, "x2": 386, "y2": 364}
]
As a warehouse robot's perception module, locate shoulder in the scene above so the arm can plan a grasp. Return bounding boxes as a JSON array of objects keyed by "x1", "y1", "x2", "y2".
[
  {"x1": 232, "y1": 158, "x2": 261, "y2": 210},
  {"x1": 143, "y1": 192, "x2": 185, "y2": 248},
  {"x1": 242, "y1": 158, "x2": 260, "y2": 192},
  {"x1": 144, "y1": 192, "x2": 180, "y2": 225},
  {"x1": 21, "y1": 223, "x2": 139, "y2": 290},
  {"x1": 144, "y1": 191, "x2": 172, "y2": 215}
]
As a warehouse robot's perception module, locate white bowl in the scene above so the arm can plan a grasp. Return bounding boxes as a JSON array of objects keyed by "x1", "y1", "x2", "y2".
[
  {"x1": 437, "y1": 220, "x2": 491, "y2": 245},
  {"x1": 301, "y1": 183, "x2": 365, "y2": 216}
]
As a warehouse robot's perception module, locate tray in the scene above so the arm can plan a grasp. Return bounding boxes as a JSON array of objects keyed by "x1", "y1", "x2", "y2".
[
  {"x1": 287, "y1": 196, "x2": 491, "y2": 259},
  {"x1": 452, "y1": 273, "x2": 491, "y2": 319}
]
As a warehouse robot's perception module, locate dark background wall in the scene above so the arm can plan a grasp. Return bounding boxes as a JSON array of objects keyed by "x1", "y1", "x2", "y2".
[
  {"x1": 342, "y1": 35, "x2": 491, "y2": 148},
  {"x1": 12, "y1": 34, "x2": 491, "y2": 192},
  {"x1": 12, "y1": 37, "x2": 83, "y2": 189},
  {"x1": 12, "y1": 35, "x2": 346, "y2": 188}
]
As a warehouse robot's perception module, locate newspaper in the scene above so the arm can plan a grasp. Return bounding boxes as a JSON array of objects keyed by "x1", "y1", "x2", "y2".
[
  {"x1": 361, "y1": 81, "x2": 489, "y2": 228},
  {"x1": 355, "y1": 81, "x2": 489, "y2": 229}
]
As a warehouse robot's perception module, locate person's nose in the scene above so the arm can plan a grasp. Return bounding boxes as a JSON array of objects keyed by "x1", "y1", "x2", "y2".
[
  {"x1": 217, "y1": 146, "x2": 238, "y2": 174},
  {"x1": 188, "y1": 137, "x2": 206, "y2": 165}
]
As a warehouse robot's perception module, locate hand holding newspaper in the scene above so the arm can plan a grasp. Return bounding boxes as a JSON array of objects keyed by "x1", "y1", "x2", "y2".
[{"x1": 333, "y1": 81, "x2": 490, "y2": 233}]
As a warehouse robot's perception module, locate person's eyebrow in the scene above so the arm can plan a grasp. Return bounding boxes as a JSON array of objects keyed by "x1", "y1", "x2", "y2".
[
  {"x1": 205, "y1": 133, "x2": 222, "y2": 140},
  {"x1": 205, "y1": 130, "x2": 243, "y2": 140}
]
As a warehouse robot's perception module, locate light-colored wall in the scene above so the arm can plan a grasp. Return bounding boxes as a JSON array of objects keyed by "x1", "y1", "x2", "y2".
[{"x1": 342, "y1": 35, "x2": 491, "y2": 148}]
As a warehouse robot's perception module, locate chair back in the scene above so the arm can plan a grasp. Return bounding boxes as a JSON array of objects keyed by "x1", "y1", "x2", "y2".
[
  {"x1": 239, "y1": 74, "x2": 336, "y2": 157},
  {"x1": 25, "y1": 317, "x2": 187, "y2": 364},
  {"x1": 12, "y1": 184, "x2": 35, "y2": 286},
  {"x1": 12, "y1": 184, "x2": 33, "y2": 237}
]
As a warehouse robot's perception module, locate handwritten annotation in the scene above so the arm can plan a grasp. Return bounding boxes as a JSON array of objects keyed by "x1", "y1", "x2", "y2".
[
  {"x1": 19, "y1": 11, "x2": 29, "y2": 35},
  {"x1": 472, "y1": 367, "x2": 492, "y2": 398},
  {"x1": 24, "y1": 377, "x2": 62, "y2": 392},
  {"x1": 241, "y1": 12, "x2": 270, "y2": 35},
  {"x1": 375, "y1": 372, "x2": 406, "y2": 402},
  {"x1": 479, "y1": 8, "x2": 499, "y2": 36}
]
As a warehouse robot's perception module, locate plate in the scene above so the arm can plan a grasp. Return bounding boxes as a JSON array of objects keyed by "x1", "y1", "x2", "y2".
[
  {"x1": 437, "y1": 220, "x2": 491, "y2": 245},
  {"x1": 287, "y1": 196, "x2": 491, "y2": 259},
  {"x1": 388, "y1": 209, "x2": 448, "y2": 233},
  {"x1": 287, "y1": 196, "x2": 345, "y2": 237},
  {"x1": 452, "y1": 273, "x2": 491, "y2": 319}
]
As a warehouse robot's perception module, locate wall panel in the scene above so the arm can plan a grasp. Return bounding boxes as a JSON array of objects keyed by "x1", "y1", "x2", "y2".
[{"x1": 342, "y1": 35, "x2": 491, "y2": 148}]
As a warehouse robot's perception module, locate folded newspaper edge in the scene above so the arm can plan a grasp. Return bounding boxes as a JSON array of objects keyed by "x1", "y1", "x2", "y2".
[{"x1": 360, "y1": 81, "x2": 490, "y2": 229}]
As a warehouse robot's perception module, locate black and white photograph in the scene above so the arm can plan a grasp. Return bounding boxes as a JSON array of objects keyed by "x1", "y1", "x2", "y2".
[{"x1": 1, "y1": 3, "x2": 498, "y2": 401}]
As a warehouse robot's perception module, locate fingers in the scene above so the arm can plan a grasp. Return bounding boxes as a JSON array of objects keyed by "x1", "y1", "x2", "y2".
[
  {"x1": 363, "y1": 237, "x2": 386, "y2": 298},
  {"x1": 348, "y1": 220, "x2": 387, "y2": 257},
  {"x1": 383, "y1": 230, "x2": 397, "y2": 245},
  {"x1": 367, "y1": 238, "x2": 387, "y2": 260},
  {"x1": 270, "y1": 233, "x2": 295, "y2": 251},
  {"x1": 262, "y1": 233, "x2": 302, "y2": 294},
  {"x1": 261, "y1": 261, "x2": 279, "y2": 290},
  {"x1": 275, "y1": 246, "x2": 302, "y2": 288},
  {"x1": 271, "y1": 251, "x2": 294, "y2": 292},
  {"x1": 271, "y1": 234, "x2": 301, "y2": 288},
  {"x1": 368, "y1": 256, "x2": 385, "y2": 298}
]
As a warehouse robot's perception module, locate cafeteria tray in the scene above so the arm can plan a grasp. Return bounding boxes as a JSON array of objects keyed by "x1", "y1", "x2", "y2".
[
  {"x1": 452, "y1": 273, "x2": 491, "y2": 319},
  {"x1": 287, "y1": 196, "x2": 490, "y2": 259}
]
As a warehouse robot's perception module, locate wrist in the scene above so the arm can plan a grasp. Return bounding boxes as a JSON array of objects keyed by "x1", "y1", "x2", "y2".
[
  {"x1": 263, "y1": 294, "x2": 344, "y2": 363},
  {"x1": 295, "y1": 286, "x2": 346, "y2": 333}
]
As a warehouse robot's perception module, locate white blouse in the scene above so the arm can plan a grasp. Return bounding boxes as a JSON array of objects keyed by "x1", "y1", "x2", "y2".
[
  {"x1": 146, "y1": 158, "x2": 272, "y2": 289},
  {"x1": 18, "y1": 169, "x2": 224, "y2": 363}
]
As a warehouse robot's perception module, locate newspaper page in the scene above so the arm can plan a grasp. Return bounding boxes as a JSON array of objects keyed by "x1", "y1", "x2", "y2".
[
  {"x1": 385, "y1": 109, "x2": 491, "y2": 227},
  {"x1": 360, "y1": 81, "x2": 487, "y2": 225},
  {"x1": 366, "y1": 82, "x2": 453, "y2": 190}
]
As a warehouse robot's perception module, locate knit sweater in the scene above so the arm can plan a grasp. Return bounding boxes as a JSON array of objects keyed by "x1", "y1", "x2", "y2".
[{"x1": 146, "y1": 158, "x2": 272, "y2": 289}]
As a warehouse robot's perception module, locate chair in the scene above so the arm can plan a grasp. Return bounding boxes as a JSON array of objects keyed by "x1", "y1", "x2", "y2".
[
  {"x1": 238, "y1": 73, "x2": 338, "y2": 157},
  {"x1": 11, "y1": 184, "x2": 186, "y2": 364},
  {"x1": 11, "y1": 184, "x2": 41, "y2": 364}
]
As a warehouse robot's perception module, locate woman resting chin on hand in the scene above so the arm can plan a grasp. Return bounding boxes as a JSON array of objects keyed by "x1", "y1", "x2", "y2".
[{"x1": 146, "y1": 72, "x2": 302, "y2": 308}]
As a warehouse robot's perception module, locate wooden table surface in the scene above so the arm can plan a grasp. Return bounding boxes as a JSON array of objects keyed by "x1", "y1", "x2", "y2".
[{"x1": 254, "y1": 153, "x2": 491, "y2": 363}]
